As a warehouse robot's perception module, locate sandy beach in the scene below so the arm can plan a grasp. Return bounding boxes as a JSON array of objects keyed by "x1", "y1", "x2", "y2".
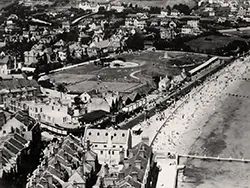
[{"x1": 147, "y1": 55, "x2": 250, "y2": 187}]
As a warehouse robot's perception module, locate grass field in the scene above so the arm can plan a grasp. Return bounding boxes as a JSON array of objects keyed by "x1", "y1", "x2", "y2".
[
  {"x1": 186, "y1": 35, "x2": 244, "y2": 51},
  {"x1": 50, "y1": 50, "x2": 209, "y2": 92}
]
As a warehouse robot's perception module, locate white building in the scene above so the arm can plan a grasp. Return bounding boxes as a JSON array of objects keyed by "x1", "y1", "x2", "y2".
[{"x1": 85, "y1": 128, "x2": 132, "y2": 165}]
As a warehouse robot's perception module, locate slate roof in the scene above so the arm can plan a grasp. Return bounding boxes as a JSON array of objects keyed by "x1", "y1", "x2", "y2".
[
  {"x1": 118, "y1": 142, "x2": 153, "y2": 188},
  {"x1": 85, "y1": 128, "x2": 129, "y2": 145},
  {"x1": 27, "y1": 134, "x2": 99, "y2": 188}
]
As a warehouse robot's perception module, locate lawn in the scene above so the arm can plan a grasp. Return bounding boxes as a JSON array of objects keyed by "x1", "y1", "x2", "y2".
[
  {"x1": 50, "y1": 50, "x2": 209, "y2": 92},
  {"x1": 186, "y1": 35, "x2": 243, "y2": 51}
]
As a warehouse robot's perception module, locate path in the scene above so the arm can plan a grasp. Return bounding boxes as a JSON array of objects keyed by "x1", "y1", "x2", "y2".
[{"x1": 130, "y1": 70, "x2": 141, "y2": 80}]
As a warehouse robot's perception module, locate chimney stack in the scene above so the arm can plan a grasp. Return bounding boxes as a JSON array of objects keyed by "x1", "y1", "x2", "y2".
[
  {"x1": 103, "y1": 164, "x2": 109, "y2": 176},
  {"x1": 119, "y1": 148, "x2": 125, "y2": 164},
  {"x1": 128, "y1": 149, "x2": 133, "y2": 158},
  {"x1": 131, "y1": 172, "x2": 138, "y2": 181},
  {"x1": 46, "y1": 174, "x2": 53, "y2": 185},
  {"x1": 141, "y1": 137, "x2": 149, "y2": 145},
  {"x1": 135, "y1": 160, "x2": 141, "y2": 170},
  {"x1": 86, "y1": 140, "x2": 91, "y2": 151}
]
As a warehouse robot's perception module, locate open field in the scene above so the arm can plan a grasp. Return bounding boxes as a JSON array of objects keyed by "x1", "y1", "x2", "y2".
[
  {"x1": 112, "y1": 0, "x2": 197, "y2": 8},
  {"x1": 186, "y1": 35, "x2": 244, "y2": 51},
  {"x1": 49, "y1": 50, "x2": 209, "y2": 92}
]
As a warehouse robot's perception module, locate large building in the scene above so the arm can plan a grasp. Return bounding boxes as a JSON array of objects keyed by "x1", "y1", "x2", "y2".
[
  {"x1": 0, "y1": 74, "x2": 39, "y2": 109},
  {"x1": 102, "y1": 138, "x2": 159, "y2": 188},
  {"x1": 26, "y1": 134, "x2": 101, "y2": 188},
  {"x1": 85, "y1": 128, "x2": 132, "y2": 165}
]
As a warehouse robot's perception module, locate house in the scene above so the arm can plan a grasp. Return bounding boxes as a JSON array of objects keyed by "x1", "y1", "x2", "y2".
[
  {"x1": 0, "y1": 110, "x2": 41, "y2": 180},
  {"x1": 161, "y1": 9, "x2": 169, "y2": 17},
  {"x1": 170, "y1": 9, "x2": 180, "y2": 16},
  {"x1": 85, "y1": 128, "x2": 132, "y2": 165},
  {"x1": 102, "y1": 138, "x2": 159, "y2": 188},
  {"x1": 61, "y1": 21, "x2": 70, "y2": 31},
  {"x1": 133, "y1": 19, "x2": 147, "y2": 30},
  {"x1": 181, "y1": 25, "x2": 194, "y2": 35},
  {"x1": 0, "y1": 76, "x2": 39, "y2": 109},
  {"x1": 26, "y1": 134, "x2": 100, "y2": 188},
  {"x1": 9, "y1": 97, "x2": 77, "y2": 127},
  {"x1": 24, "y1": 49, "x2": 39, "y2": 66},
  {"x1": 87, "y1": 97, "x2": 110, "y2": 113},
  {"x1": 79, "y1": 2, "x2": 100, "y2": 13},
  {"x1": 160, "y1": 27, "x2": 175, "y2": 40},
  {"x1": 187, "y1": 20, "x2": 199, "y2": 29},
  {"x1": 158, "y1": 75, "x2": 171, "y2": 92}
]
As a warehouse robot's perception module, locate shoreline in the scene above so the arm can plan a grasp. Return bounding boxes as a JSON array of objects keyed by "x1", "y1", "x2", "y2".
[{"x1": 151, "y1": 54, "x2": 250, "y2": 156}]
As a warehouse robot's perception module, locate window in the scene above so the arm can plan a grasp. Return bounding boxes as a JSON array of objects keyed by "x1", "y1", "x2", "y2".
[
  {"x1": 108, "y1": 150, "x2": 110, "y2": 155},
  {"x1": 35, "y1": 107, "x2": 38, "y2": 113},
  {"x1": 112, "y1": 151, "x2": 115, "y2": 155},
  {"x1": 52, "y1": 106, "x2": 54, "y2": 110},
  {"x1": 63, "y1": 117, "x2": 67, "y2": 122},
  {"x1": 100, "y1": 150, "x2": 103, "y2": 155},
  {"x1": 120, "y1": 146, "x2": 123, "y2": 148},
  {"x1": 95, "y1": 145, "x2": 98, "y2": 147},
  {"x1": 97, "y1": 132, "x2": 100, "y2": 136},
  {"x1": 114, "y1": 133, "x2": 117, "y2": 136},
  {"x1": 105, "y1": 133, "x2": 108, "y2": 136},
  {"x1": 104, "y1": 145, "x2": 107, "y2": 148},
  {"x1": 89, "y1": 132, "x2": 92, "y2": 136},
  {"x1": 122, "y1": 133, "x2": 125, "y2": 137},
  {"x1": 113, "y1": 145, "x2": 116, "y2": 148}
]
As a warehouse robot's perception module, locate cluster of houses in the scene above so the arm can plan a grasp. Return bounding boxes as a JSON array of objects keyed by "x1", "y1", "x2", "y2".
[{"x1": 26, "y1": 129, "x2": 159, "y2": 188}]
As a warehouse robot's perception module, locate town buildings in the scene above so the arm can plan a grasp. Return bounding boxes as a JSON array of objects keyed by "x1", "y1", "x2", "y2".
[
  {"x1": 0, "y1": 110, "x2": 41, "y2": 182},
  {"x1": 26, "y1": 134, "x2": 101, "y2": 188},
  {"x1": 101, "y1": 138, "x2": 159, "y2": 188},
  {"x1": 84, "y1": 128, "x2": 132, "y2": 165}
]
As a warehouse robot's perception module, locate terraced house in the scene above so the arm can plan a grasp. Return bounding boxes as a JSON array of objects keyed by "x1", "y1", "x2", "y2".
[
  {"x1": 26, "y1": 134, "x2": 101, "y2": 188},
  {"x1": 102, "y1": 138, "x2": 159, "y2": 188}
]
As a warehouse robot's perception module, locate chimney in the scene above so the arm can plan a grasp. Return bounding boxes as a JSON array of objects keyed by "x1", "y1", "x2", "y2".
[
  {"x1": 131, "y1": 172, "x2": 138, "y2": 181},
  {"x1": 81, "y1": 151, "x2": 86, "y2": 163},
  {"x1": 86, "y1": 140, "x2": 91, "y2": 151},
  {"x1": 70, "y1": 142, "x2": 75, "y2": 150},
  {"x1": 139, "y1": 150, "x2": 145, "y2": 158},
  {"x1": 128, "y1": 149, "x2": 133, "y2": 158},
  {"x1": 124, "y1": 161, "x2": 129, "y2": 169},
  {"x1": 103, "y1": 164, "x2": 109, "y2": 176},
  {"x1": 119, "y1": 148, "x2": 124, "y2": 164},
  {"x1": 0, "y1": 149, "x2": 2, "y2": 169},
  {"x1": 141, "y1": 137, "x2": 149, "y2": 145},
  {"x1": 35, "y1": 174, "x2": 40, "y2": 184},
  {"x1": 135, "y1": 160, "x2": 141, "y2": 170},
  {"x1": 118, "y1": 172, "x2": 125, "y2": 179}
]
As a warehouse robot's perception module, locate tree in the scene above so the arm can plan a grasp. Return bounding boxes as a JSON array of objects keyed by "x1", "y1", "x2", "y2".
[
  {"x1": 56, "y1": 83, "x2": 67, "y2": 93},
  {"x1": 125, "y1": 33, "x2": 144, "y2": 50},
  {"x1": 173, "y1": 4, "x2": 191, "y2": 15}
]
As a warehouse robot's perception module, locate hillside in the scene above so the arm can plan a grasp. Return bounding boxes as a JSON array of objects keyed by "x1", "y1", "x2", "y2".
[{"x1": 112, "y1": 0, "x2": 198, "y2": 8}]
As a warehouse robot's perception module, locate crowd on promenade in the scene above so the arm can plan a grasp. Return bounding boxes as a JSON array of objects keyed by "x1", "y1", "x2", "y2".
[{"x1": 146, "y1": 56, "x2": 250, "y2": 156}]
